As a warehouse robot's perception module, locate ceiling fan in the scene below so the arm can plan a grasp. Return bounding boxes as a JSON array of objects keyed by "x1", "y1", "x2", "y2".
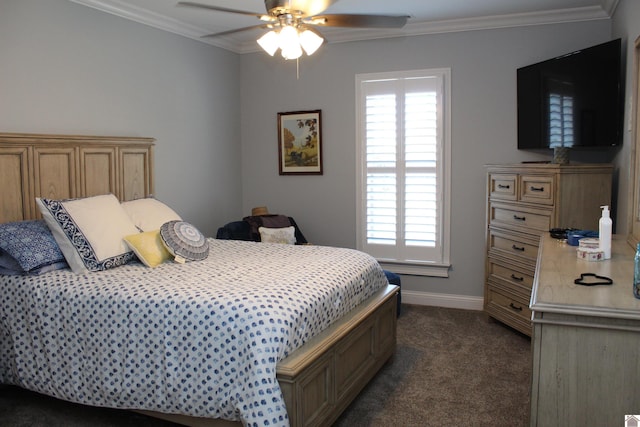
[{"x1": 177, "y1": 0, "x2": 409, "y2": 60}]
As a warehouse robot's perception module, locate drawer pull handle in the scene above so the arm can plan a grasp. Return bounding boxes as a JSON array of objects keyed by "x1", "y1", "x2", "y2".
[
  {"x1": 510, "y1": 274, "x2": 524, "y2": 282},
  {"x1": 513, "y1": 215, "x2": 526, "y2": 221},
  {"x1": 512, "y1": 244, "x2": 525, "y2": 252},
  {"x1": 530, "y1": 186, "x2": 545, "y2": 192},
  {"x1": 509, "y1": 303, "x2": 523, "y2": 312},
  {"x1": 497, "y1": 184, "x2": 510, "y2": 189}
]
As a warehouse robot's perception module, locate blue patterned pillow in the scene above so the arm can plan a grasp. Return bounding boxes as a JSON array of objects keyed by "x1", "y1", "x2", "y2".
[
  {"x1": 36, "y1": 194, "x2": 140, "y2": 274},
  {"x1": 0, "y1": 220, "x2": 68, "y2": 274},
  {"x1": 160, "y1": 220, "x2": 209, "y2": 263}
]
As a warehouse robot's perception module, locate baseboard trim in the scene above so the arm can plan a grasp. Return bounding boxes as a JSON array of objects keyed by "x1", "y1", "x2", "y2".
[{"x1": 402, "y1": 290, "x2": 484, "y2": 311}]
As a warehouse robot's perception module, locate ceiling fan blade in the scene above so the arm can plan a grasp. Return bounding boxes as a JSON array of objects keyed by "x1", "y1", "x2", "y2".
[
  {"x1": 177, "y1": 2, "x2": 270, "y2": 20},
  {"x1": 309, "y1": 14, "x2": 409, "y2": 28},
  {"x1": 201, "y1": 24, "x2": 271, "y2": 38}
]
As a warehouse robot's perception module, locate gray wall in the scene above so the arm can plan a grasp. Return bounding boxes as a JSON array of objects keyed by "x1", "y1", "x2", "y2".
[
  {"x1": 239, "y1": 21, "x2": 613, "y2": 299},
  {"x1": 0, "y1": 0, "x2": 242, "y2": 237}
]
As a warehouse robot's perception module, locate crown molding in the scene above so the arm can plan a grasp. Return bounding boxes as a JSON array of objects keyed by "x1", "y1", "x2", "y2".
[
  {"x1": 68, "y1": 0, "x2": 237, "y2": 51},
  {"x1": 601, "y1": 0, "x2": 620, "y2": 16},
  {"x1": 69, "y1": 0, "x2": 614, "y2": 55}
]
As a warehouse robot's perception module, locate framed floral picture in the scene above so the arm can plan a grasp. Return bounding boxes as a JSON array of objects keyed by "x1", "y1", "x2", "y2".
[{"x1": 277, "y1": 110, "x2": 322, "y2": 175}]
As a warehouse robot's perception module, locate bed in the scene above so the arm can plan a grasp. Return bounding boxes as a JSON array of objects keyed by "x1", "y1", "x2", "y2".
[{"x1": 0, "y1": 132, "x2": 398, "y2": 427}]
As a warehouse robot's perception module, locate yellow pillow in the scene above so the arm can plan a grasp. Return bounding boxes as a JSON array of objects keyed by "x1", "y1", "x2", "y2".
[{"x1": 123, "y1": 230, "x2": 171, "y2": 268}]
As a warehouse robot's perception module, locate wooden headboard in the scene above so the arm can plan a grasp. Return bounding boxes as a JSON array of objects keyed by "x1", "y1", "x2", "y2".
[{"x1": 0, "y1": 132, "x2": 155, "y2": 223}]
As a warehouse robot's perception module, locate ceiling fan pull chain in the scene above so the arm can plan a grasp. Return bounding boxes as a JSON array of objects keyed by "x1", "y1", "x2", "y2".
[{"x1": 297, "y1": 57, "x2": 300, "y2": 80}]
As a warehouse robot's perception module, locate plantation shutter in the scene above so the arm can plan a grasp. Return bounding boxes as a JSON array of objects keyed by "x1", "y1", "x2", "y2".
[{"x1": 356, "y1": 70, "x2": 449, "y2": 272}]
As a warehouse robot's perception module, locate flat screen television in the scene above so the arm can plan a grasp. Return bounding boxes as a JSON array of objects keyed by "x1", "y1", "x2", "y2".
[{"x1": 517, "y1": 38, "x2": 623, "y2": 150}]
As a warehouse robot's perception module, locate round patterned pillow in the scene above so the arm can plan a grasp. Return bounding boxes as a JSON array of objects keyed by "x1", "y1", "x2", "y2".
[{"x1": 159, "y1": 220, "x2": 209, "y2": 263}]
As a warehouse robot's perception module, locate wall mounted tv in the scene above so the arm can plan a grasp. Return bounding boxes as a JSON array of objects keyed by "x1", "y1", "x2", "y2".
[{"x1": 517, "y1": 38, "x2": 623, "y2": 150}]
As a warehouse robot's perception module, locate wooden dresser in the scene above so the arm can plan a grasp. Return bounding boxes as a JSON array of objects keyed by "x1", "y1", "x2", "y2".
[
  {"x1": 484, "y1": 163, "x2": 613, "y2": 336},
  {"x1": 530, "y1": 234, "x2": 640, "y2": 426}
]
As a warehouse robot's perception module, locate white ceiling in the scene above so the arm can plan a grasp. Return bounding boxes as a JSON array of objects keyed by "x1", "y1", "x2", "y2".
[{"x1": 69, "y1": 0, "x2": 619, "y2": 53}]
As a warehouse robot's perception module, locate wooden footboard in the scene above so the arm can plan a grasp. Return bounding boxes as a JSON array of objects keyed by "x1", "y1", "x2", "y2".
[
  {"x1": 137, "y1": 284, "x2": 398, "y2": 427},
  {"x1": 278, "y1": 284, "x2": 398, "y2": 427}
]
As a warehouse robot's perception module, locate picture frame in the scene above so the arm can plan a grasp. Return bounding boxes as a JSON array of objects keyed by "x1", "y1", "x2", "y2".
[{"x1": 277, "y1": 110, "x2": 322, "y2": 175}]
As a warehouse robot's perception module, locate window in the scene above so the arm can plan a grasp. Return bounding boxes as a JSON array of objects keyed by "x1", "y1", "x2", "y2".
[{"x1": 356, "y1": 69, "x2": 451, "y2": 277}]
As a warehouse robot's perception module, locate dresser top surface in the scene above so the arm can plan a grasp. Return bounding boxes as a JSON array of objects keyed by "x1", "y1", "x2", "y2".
[
  {"x1": 530, "y1": 234, "x2": 640, "y2": 320},
  {"x1": 485, "y1": 163, "x2": 613, "y2": 172}
]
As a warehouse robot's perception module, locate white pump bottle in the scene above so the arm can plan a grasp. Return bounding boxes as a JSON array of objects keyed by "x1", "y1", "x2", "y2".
[{"x1": 599, "y1": 205, "x2": 612, "y2": 259}]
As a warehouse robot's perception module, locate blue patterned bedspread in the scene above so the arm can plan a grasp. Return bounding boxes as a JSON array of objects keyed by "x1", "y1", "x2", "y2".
[{"x1": 0, "y1": 239, "x2": 388, "y2": 426}]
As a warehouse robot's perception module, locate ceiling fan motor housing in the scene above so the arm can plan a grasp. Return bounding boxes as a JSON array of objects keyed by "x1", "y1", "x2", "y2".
[
  {"x1": 265, "y1": 0, "x2": 331, "y2": 17},
  {"x1": 266, "y1": 0, "x2": 299, "y2": 16}
]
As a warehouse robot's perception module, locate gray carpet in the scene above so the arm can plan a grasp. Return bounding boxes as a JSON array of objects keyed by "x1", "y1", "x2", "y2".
[
  {"x1": 0, "y1": 304, "x2": 531, "y2": 426},
  {"x1": 334, "y1": 305, "x2": 531, "y2": 426}
]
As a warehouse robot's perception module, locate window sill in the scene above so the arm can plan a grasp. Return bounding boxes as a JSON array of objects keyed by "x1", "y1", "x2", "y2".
[{"x1": 378, "y1": 261, "x2": 450, "y2": 277}]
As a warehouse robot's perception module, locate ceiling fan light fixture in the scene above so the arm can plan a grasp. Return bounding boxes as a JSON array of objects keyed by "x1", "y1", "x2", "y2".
[
  {"x1": 254, "y1": 6, "x2": 329, "y2": 61},
  {"x1": 257, "y1": 30, "x2": 279, "y2": 56},
  {"x1": 280, "y1": 43, "x2": 303, "y2": 60},
  {"x1": 299, "y1": 29, "x2": 323, "y2": 55},
  {"x1": 278, "y1": 25, "x2": 303, "y2": 60},
  {"x1": 278, "y1": 25, "x2": 298, "y2": 49},
  {"x1": 281, "y1": 46, "x2": 303, "y2": 60}
]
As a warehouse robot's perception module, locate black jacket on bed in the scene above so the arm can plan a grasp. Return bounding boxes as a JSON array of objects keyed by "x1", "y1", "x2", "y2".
[{"x1": 215, "y1": 215, "x2": 308, "y2": 245}]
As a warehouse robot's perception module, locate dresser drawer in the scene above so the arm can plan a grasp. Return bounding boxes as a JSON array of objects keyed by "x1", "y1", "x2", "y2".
[
  {"x1": 487, "y1": 257, "x2": 534, "y2": 291},
  {"x1": 488, "y1": 228, "x2": 540, "y2": 267},
  {"x1": 489, "y1": 173, "x2": 517, "y2": 200},
  {"x1": 485, "y1": 282, "x2": 532, "y2": 336},
  {"x1": 489, "y1": 202, "x2": 551, "y2": 233},
  {"x1": 520, "y1": 175, "x2": 554, "y2": 205}
]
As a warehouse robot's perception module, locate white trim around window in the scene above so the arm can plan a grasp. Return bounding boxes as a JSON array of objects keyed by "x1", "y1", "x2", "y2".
[{"x1": 356, "y1": 68, "x2": 451, "y2": 277}]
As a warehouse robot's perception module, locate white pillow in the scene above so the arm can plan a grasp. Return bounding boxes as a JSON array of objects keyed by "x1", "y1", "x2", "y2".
[
  {"x1": 36, "y1": 194, "x2": 140, "y2": 274},
  {"x1": 258, "y1": 226, "x2": 297, "y2": 244},
  {"x1": 121, "y1": 197, "x2": 182, "y2": 232}
]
